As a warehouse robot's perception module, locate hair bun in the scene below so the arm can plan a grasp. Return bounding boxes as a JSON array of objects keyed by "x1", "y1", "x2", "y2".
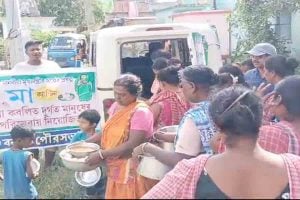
[{"x1": 287, "y1": 58, "x2": 299, "y2": 70}]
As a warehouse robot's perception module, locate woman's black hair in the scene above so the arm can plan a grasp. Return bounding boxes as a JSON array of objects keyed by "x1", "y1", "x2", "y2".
[
  {"x1": 275, "y1": 75, "x2": 300, "y2": 118},
  {"x1": 241, "y1": 59, "x2": 255, "y2": 70},
  {"x1": 152, "y1": 57, "x2": 169, "y2": 71},
  {"x1": 114, "y1": 73, "x2": 142, "y2": 96},
  {"x1": 179, "y1": 65, "x2": 219, "y2": 87},
  {"x1": 209, "y1": 86, "x2": 263, "y2": 140},
  {"x1": 157, "y1": 65, "x2": 180, "y2": 85},
  {"x1": 217, "y1": 73, "x2": 234, "y2": 88},
  {"x1": 218, "y1": 64, "x2": 246, "y2": 85},
  {"x1": 265, "y1": 55, "x2": 299, "y2": 78},
  {"x1": 168, "y1": 58, "x2": 182, "y2": 67}
]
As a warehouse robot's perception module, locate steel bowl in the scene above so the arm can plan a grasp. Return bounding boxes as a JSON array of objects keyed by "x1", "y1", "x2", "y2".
[
  {"x1": 59, "y1": 149, "x2": 102, "y2": 172},
  {"x1": 75, "y1": 167, "x2": 102, "y2": 187},
  {"x1": 26, "y1": 158, "x2": 40, "y2": 177},
  {"x1": 137, "y1": 156, "x2": 172, "y2": 180},
  {"x1": 32, "y1": 158, "x2": 40, "y2": 174},
  {"x1": 66, "y1": 142, "x2": 100, "y2": 158}
]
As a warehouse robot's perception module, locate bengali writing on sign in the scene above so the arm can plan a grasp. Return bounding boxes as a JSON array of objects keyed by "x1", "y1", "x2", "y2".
[
  {"x1": 0, "y1": 104, "x2": 90, "y2": 130},
  {"x1": 0, "y1": 129, "x2": 79, "y2": 149},
  {"x1": 0, "y1": 70, "x2": 98, "y2": 149}
]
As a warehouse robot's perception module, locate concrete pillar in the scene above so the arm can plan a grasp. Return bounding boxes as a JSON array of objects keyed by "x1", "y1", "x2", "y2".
[{"x1": 4, "y1": 0, "x2": 25, "y2": 68}]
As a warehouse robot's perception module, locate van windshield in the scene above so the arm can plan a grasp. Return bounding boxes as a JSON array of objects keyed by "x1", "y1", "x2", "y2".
[{"x1": 49, "y1": 37, "x2": 75, "y2": 50}]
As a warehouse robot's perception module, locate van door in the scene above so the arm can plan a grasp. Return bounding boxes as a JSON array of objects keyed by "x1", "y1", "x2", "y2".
[{"x1": 187, "y1": 32, "x2": 207, "y2": 66}]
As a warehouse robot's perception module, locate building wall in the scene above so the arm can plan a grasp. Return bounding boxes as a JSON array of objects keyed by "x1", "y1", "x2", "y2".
[
  {"x1": 153, "y1": 0, "x2": 213, "y2": 23},
  {"x1": 155, "y1": 8, "x2": 174, "y2": 23},
  {"x1": 216, "y1": 0, "x2": 236, "y2": 10},
  {"x1": 173, "y1": 10, "x2": 231, "y2": 56},
  {"x1": 106, "y1": 0, "x2": 154, "y2": 21}
]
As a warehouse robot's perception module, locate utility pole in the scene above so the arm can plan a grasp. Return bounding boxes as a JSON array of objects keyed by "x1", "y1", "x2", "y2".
[{"x1": 4, "y1": 0, "x2": 25, "y2": 68}]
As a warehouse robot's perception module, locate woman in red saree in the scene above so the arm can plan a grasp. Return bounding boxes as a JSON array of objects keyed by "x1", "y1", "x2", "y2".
[
  {"x1": 86, "y1": 74, "x2": 154, "y2": 199},
  {"x1": 259, "y1": 75, "x2": 300, "y2": 155},
  {"x1": 150, "y1": 66, "x2": 189, "y2": 130},
  {"x1": 138, "y1": 65, "x2": 190, "y2": 194}
]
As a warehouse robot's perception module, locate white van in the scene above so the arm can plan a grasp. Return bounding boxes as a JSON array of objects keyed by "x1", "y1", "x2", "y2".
[{"x1": 89, "y1": 23, "x2": 222, "y2": 121}]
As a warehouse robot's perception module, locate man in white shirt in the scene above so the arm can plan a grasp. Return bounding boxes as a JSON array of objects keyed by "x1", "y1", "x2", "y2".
[
  {"x1": 13, "y1": 40, "x2": 61, "y2": 169},
  {"x1": 12, "y1": 40, "x2": 61, "y2": 73}
]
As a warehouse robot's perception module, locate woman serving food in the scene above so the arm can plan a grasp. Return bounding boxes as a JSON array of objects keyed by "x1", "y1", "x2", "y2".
[{"x1": 85, "y1": 74, "x2": 154, "y2": 199}]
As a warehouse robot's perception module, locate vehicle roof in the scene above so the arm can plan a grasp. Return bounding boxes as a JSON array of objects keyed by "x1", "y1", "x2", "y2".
[
  {"x1": 55, "y1": 33, "x2": 86, "y2": 39},
  {"x1": 92, "y1": 23, "x2": 214, "y2": 38}
]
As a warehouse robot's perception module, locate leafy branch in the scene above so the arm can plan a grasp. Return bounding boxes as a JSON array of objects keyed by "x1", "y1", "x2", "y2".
[
  {"x1": 37, "y1": 0, "x2": 104, "y2": 27},
  {"x1": 229, "y1": 0, "x2": 300, "y2": 61}
]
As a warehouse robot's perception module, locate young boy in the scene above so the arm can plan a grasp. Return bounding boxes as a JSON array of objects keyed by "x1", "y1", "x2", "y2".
[
  {"x1": 71, "y1": 109, "x2": 102, "y2": 143},
  {"x1": 1, "y1": 125, "x2": 38, "y2": 199},
  {"x1": 71, "y1": 109, "x2": 106, "y2": 199}
]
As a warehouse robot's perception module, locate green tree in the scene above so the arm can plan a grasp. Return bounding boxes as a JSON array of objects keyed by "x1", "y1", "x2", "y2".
[
  {"x1": 230, "y1": 0, "x2": 300, "y2": 61},
  {"x1": 92, "y1": 0, "x2": 106, "y2": 24},
  {"x1": 31, "y1": 30, "x2": 57, "y2": 47},
  {"x1": 37, "y1": 0, "x2": 104, "y2": 27},
  {"x1": 101, "y1": 0, "x2": 113, "y2": 13}
]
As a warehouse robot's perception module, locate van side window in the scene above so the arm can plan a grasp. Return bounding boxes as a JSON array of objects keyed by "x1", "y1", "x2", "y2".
[{"x1": 175, "y1": 39, "x2": 191, "y2": 66}]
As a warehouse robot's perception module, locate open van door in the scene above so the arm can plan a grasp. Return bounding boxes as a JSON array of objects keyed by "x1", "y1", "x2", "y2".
[{"x1": 187, "y1": 32, "x2": 207, "y2": 66}]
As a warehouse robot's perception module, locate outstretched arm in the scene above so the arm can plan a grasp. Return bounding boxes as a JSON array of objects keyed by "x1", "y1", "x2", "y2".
[{"x1": 133, "y1": 143, "x2": 192, "y2": 167}]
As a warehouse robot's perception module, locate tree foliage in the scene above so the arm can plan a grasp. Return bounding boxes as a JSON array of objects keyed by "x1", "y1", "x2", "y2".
[
  {"x1": 37, "y1": 0, "x2": 104, "y2": 27},
  {"x1": 92, "y1": 0, "x2": 105, "y2": 24},
  {"x1": 31, "y1": 30, "x2": 57, "y2": 47},
  {"x1": 230, "y1": 0, "x2": 300, "y2": 61}
]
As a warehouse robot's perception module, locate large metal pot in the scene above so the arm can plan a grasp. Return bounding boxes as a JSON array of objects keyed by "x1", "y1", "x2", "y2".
[
  {"x1": 137, "y1": 125, "x2": 178, "y2": 180},
  {"x1": 137, "y1": 156, "x2": 172, "y2": 180},
  {"x1": 156, "y1": 125, "x2": 178, "y2": 151}
]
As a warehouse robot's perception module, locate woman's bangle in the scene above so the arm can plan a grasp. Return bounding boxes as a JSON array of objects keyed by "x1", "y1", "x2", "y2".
[
  {"x1": 98, "y1": 149, "x2": 104, "y2": 160},
  {"x1": 141, "y1": 142, "x2": 148, "y2": 155}
]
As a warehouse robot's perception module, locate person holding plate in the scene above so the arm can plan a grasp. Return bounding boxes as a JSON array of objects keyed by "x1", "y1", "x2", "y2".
[{"x1": 86, "y1": 74, "x2": 154, "y2": 199}]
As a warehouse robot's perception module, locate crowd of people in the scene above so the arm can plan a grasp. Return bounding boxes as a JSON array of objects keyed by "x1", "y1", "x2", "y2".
[{"x1": 1, "y1": 40, "x2": 300, "y2": 199}]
